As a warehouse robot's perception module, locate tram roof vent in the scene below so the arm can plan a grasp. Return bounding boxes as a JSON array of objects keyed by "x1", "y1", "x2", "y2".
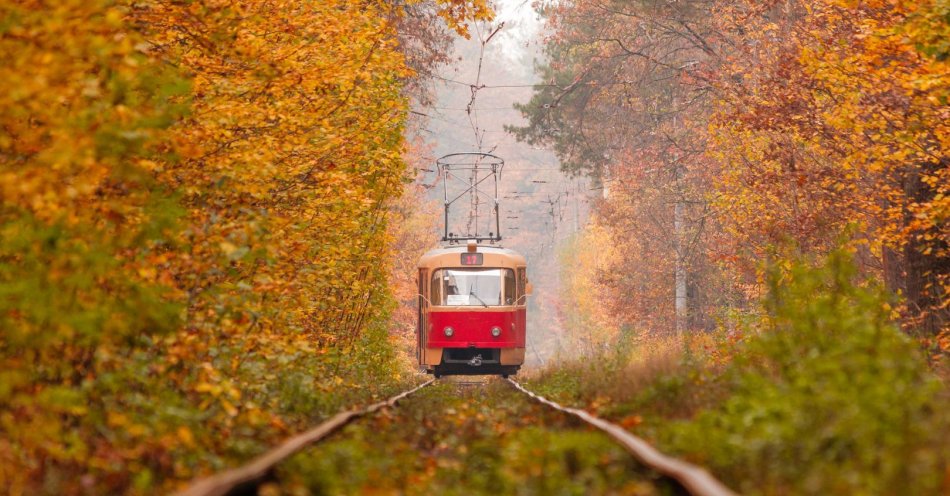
[{"x1": 467, "y1": 240, "x2": 477, "y2": 253}]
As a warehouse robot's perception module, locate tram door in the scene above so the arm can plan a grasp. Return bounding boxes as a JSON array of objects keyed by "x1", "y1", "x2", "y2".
[{"x1": 417, "y1": 269, "x2": 428, "y2": 366}]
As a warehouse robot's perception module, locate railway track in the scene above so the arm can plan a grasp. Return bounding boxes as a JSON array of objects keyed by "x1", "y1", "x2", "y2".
[
  {"x1": 177, "y1": 377, "x2": 736, "y2": 496},
  {"x1": 445, "y1": 375, "x2": 491, "y2": 389},
  {"x1": 506, "y1": 378, "x2": 736, "y2": 496},
  {"x1": 176, "y1": 380, "x2": 435, "y2": 496}
]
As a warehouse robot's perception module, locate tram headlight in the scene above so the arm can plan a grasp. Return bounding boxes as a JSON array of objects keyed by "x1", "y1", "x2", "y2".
[
  {"x1": 443, "y1": 326, "x2": 454, "y2": 337},
  {"x1": 490, "y1": 326, "x2": 502, "y2": 337}
]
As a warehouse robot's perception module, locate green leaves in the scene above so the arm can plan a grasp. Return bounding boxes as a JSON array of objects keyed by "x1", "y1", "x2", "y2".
[{"x1": 668, "y1": 249, "x2": 947, "y2": 493}]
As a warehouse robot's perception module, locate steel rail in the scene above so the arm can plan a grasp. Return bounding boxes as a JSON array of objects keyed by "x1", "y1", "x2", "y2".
[
  {"x1": 507, "y1": 378, "x2": 738, "y2": 496},
  {"x1": 176, "y1": 379, "x2": 435, "y2": 496}
]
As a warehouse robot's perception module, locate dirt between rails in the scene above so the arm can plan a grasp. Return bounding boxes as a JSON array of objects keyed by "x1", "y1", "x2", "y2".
[{"x1": 265, "y1": 378, "x2": 684, "y2": 496}]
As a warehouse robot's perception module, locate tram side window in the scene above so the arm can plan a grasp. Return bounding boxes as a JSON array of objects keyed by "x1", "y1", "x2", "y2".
[{"x1": 504, "y1": 269, "x2": 515, "y2": 305}]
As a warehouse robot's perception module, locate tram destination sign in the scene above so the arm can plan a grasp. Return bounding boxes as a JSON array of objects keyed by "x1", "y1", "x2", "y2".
[{"x1": 460, "y1": 253, "x2": 483, "y2": 266}]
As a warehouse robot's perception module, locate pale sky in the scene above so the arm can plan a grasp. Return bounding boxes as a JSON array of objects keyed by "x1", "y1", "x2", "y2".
[
  {"x1": 420, "y1": 0, "x2": 583, "y2": 365},
  {"x1": 491, "y1": 0, "x2": 545, "y2": 72}
]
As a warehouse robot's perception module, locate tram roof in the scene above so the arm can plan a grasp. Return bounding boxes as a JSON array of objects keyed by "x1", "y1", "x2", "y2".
[{"x1": 418, "y1": 244, "x2": 526, "y2": 268}]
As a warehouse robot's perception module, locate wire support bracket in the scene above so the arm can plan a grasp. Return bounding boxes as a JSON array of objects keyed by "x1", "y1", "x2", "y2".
[{"x1": 437, "y1": 152, "x2": 505, "y2": 244}]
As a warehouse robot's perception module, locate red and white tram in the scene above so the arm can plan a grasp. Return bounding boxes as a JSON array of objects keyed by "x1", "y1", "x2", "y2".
[{"x1": 417, "y1": 241, "x2": 530, "y2": 377}]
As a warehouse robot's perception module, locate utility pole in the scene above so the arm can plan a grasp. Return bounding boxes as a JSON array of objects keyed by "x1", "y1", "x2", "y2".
[
  {"x1": 672, "y1": 110, "x2": 687, "y2": 336},
  {"x1": 674, "y1": 183, "x2": 686, "y2": 335},
  {"x1": 573, "y1": 177, "x2": 580, "y2": 233}
]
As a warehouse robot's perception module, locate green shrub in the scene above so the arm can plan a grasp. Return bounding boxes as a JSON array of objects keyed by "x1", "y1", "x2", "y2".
[{"x1": 667, "y1": 249, "x2": 949, "y2": 494}]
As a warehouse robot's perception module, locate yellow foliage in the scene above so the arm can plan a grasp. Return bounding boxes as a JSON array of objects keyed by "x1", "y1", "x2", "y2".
[
  {"x1": 558, "y1": 222, "x2": 623, "y2": 354},
  {"x1": 0, "y1": 0, "x2": 491, "y2": 493}
]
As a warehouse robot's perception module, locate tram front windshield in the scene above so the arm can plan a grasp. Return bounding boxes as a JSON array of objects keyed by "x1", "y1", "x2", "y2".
[{"x1": 432, "y1": 268, "x2": 507, "y2": 306}]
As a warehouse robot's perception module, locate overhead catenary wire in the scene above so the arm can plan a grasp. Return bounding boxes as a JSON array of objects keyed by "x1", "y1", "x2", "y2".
[
  {"x1": 415, "y1": 15, "x2": 590, "y2": 252},
  {"x1": 465, "y1": 21, "x2": 506, "y2": 153},
  {"x1": 436, "y1": 19, "x2": 510, "y2": 240},
  {"x1": 425, "y1": 71, "x2": 641, "y2": 90}
]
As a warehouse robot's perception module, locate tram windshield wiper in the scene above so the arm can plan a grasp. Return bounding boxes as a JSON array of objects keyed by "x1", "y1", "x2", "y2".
[{"x1": 468, "y1": 285, "x2": 489, "y2": 308}]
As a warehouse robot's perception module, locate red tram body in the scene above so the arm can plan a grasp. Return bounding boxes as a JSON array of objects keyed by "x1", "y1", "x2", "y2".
[{"x1": 417, "y1": 242, "x2": 529, "y2": 377}]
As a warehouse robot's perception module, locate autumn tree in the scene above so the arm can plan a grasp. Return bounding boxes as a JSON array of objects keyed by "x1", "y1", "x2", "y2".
[
  {"x1": 711, "y1": 0, "x2": 949, "y2": 337},
  {"x1": 520, "y1": 0, "x2": 947, "y2": 350},
  {"x1": 511, "y1": 0, "x2": 738, "y2": 336},
  {"x1": 0, "y1": 0, "x2": 491, "y2": 493}
]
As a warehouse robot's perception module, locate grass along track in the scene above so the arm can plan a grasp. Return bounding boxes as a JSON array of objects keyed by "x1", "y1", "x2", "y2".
[
  {"x1": 267, "y1": 378, "x2": 686, "y2": 495},
  {"x1": 179, "y1": 376, "x2": 738, "y2": 496},
  {"x1": 177, "y1": 380, "x2": 436, "y2": 496}
]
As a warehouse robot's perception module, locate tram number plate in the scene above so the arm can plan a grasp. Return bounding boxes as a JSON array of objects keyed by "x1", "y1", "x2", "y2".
[{"x1": 460, "y1": 253, "x2": 483, "y2": 266}]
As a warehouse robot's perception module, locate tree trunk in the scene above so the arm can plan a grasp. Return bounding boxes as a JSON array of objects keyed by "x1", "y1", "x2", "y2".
[{"x1": 901, "y1": 159, "x2": 949, "y2": 336}]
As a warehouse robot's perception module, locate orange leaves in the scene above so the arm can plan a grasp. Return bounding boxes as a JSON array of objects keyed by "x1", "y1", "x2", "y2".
[
  {"x1": 433, "y1": 0, "x2": 495, "y2": 38},
  {"x1": 0, "y1": 0, "x2": 183, "y2": 224},
  {"x1": 519, "y1": 0, "x2": 947, "y2": 342},
  {"x1": 618, "y1": 414, "x2": 644, "y2": 430},
  {"x1": 133, "y1": 0, "x2": 418, "y2": 347},
  {"x1": 710, "y1": 0, "x2": 949, "y2": 334}
]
